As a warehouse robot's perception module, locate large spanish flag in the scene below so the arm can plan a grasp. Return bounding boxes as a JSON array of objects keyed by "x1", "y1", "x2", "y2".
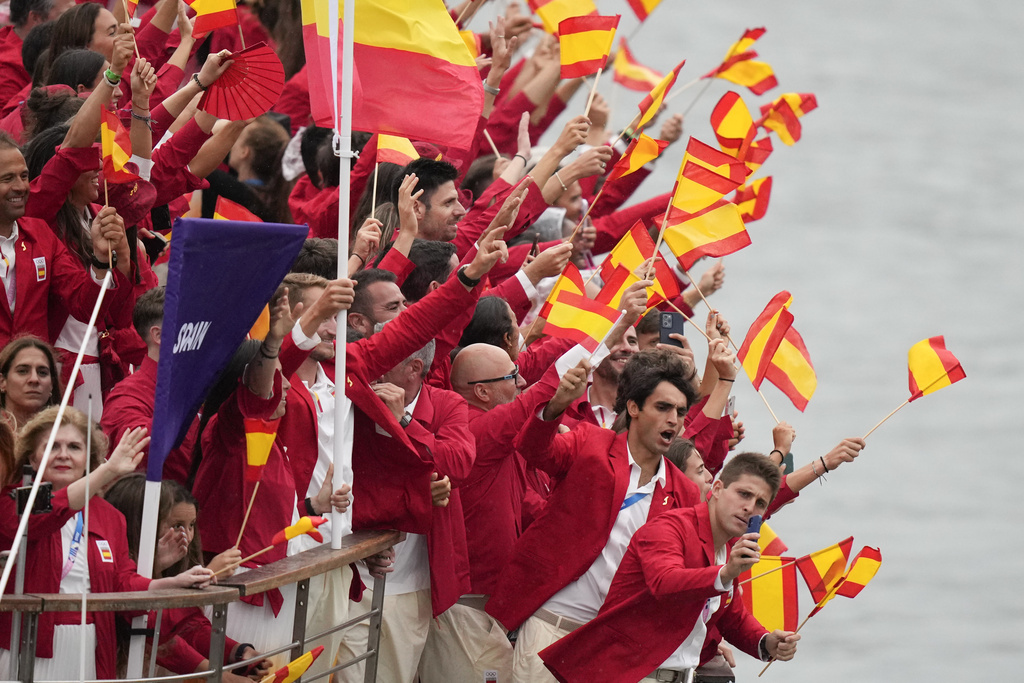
[
  {"x1": 758, "y1": 93, "x2": 818, "y2": 146},
  {"x1": 809, "y1": 546, "x2": 882, "y2": 617},
  {"x1": 710, "y1": 91, "x2": 756, "y2": 161},
  {"x1": 543, "y1": 291, "x2": 620, "y2": 352},
  {"x1": 528, "y1": 0, "x2": 597, "y2": 35},
  {"x1": 738, "y1": 555, "x2": 799, "y2": 632},
  {"x1": 735, "y1": 292, "x2": 793, "y2": 389},
  {"x1": 626, "y1": 0, "x2": 661, "y2": 22},
  {"x1": 702, "y1": 28, "x2": 777, "y2": 96},
  {"x1": 559, "y1": 14, "x2": 619, "y2": 79},
  {"x1": 907, "y1": 336, "x2": 966, "y2": 401},
  {"x1": 733, "y1": 176, "x2": 772, "y2": 222},
  {"x1": 100, "y1": 108, "x2": 139, "y2": 184},
  {"x1": 300, "y1": 0, "x2": 335, "y2": 127},
  {"x1": 795, "y1": 536, "x2": 853, "y2": 604},
  {"x1": 612, "y1": 38, "x2": 663, "y2": 92},
  {"x1": 606, "y1": 132, "x2": 667, "y2": 182},
  {"x1": 351, "y1": 0, "x2": 482, "y2": 150},
  {"x1": 764, "y1": 325, "x2": 816, "y2": 411},
  {"x1": 185, "y1": 0, "x2": 239, "y2": 36},
  {"x1": 635, "y1": 60, "x2": 684, "y2": 131}
]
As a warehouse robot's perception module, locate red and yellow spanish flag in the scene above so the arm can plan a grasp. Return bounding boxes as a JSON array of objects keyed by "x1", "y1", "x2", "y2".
[
  {"x1": 744, "y1": 136, "x2": 773, "y2": 174},
  {"x1": 539, "y1": 262, "x2": 587, "y2": 319},
  {"x1": 527, "y1": 0, "x2": 597, "y2": 34},
  {"x1": 764, "y1": 325, "x2": 816, "y2": 411},
  {"x1": 702, "y1": 28, "x2": 777, "y2": 95},
  {"x1": 795, "y1": 536, "x2": 853, "y2": 604},
  {"x1": 261, "y1": 645, "x2": 325, "y2": 683},
  {"x1": 300, "y1": 0, "x2": 335, "y2": 127},
  {"x1": 738, "y1": 555, "x2": 799, "y2": 632},
  {"x1": 809, "y1": 546, "x2": 881, "y2": 617},
  {"x1": 243, "y1": 417, "x2": 280, "y2": 483},
  {"x1": 606, "y1": 133, "x2": 668, "y2": 182},
  {"x1": 543, "y1": 291, "x2": 621, "y2": 353},
  {"x1": 736, "y1": 292, "x2": 794, "y2": 389},
  {"x1": 214, "y1": 196, "x2": 262, "y2": 222},
  {"x1": 635, "y1": 60, "x2": 684, "y2": 131},
  {"x1": 662, "y1": 137, "x2": 747, "y2": 230},
  {"x1": 612, "y1": 38, "x2": 663, "y2": 92},
  {"x1": 376, "y1": 134, "x2": 420, "y2": 166},
  {"x1": 662, "y1": 199, "x2": 751, "y2": 271},
  {"x1": 733, "y1": 176, "x2": 772, "y2": 222},
  {"x1": 185, "y1": 0, "x2": 239, "y2": 37},
  {"x1": 599, "y1": 221, "x2": 681, "y2": 305},
  {"x1": 758, "y1": 93, "x2": 818, "y2": 146},
  {"x1": 710, "y1": 91, "x2": 756, "y2": 161},
  {"x1": 626, "y1": 0, "x2": 661, "y2": 22},
  {"x1": 559, "y1": 14, "x2": 619, "y2": 79},
  {"x1": 459, "y1": 30, "x2": 481, "y2": 60},
  {"x1": 100, "y1": 108, "x2": 139, "y2": 184},
  {"x1": 908, "y1": 336, "x2": 966, "y2": 401},
  {"x1": 758, "y1": 521, "x2": 788, "y2": 556},
  {"x1": 352, "y1": 0, "x2": 481, "y2": 151},
  {"x1": 125, "y1": 0, "x2": 139, "y2": 20},
  {"x1": 271, "y1": 516, "x2": 328, "y2": 546}
]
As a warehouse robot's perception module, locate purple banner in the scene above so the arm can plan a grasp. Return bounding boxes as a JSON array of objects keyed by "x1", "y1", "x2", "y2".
[{"x1": 147, "y1": 218, "x2": 306, "y2": 481}]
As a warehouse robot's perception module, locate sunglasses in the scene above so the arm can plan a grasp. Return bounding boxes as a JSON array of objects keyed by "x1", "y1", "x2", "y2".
[{"x1": 467, "y1": 364, "x2": 520, "y2": 384}]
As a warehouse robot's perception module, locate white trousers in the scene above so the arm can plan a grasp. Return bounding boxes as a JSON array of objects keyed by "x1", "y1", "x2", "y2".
[
  {"x1": 335, "y1": 587, "x2": 431, "y2": 683},
  {"x1": 418, "y1": 601, "x2": 513, "y2": 683},
  {"x1": 510, "y1": 613, "x2": 574, "y2": 683}
]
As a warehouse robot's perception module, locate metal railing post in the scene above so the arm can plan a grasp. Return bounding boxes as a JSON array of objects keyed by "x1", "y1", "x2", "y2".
[
  {"x1": 208, "y1": 601, "x2": 229, "y2": 683},
  {"x1": 291, "y1": 577, "x2": 310, "y2": 664},
  {"x1": 362, "y1": 575, "x2": 386, "y2": 683},
  {"x1": 17, "y1": 611, "x2": 37, "y2": 683}
]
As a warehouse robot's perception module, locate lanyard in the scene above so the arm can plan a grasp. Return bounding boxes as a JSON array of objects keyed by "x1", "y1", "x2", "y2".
[
  {"x1": 60, "y1": 512, "x2": 85, "y2": 581},
  {"x1": 620, "y1": 492, "x2": 650, "y2": 511}
]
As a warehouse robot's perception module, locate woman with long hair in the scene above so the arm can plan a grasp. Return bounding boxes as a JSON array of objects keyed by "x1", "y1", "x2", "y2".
[
  {"x1": 0, "y1": 335, "x2": 61, "y2": 430},
  {"x1": 0, "y1": 407, "x2": 212, "y2": 679}
]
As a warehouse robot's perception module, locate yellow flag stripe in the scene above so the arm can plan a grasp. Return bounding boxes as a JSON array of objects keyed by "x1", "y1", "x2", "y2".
[
  {"x1": 908, "y1": 339, "x2": 952, "y2": 397},
  {"x1": 771, "y1": 337, "x2": 816, "y2": 398},
  {"x1": 352, "y1": 0, "x2": 475, "y2": 67},
  {"x1": 191, "y1": 0, "x2": 236, "y2": 15},
  {"x1": 246, "y1": 432, "x2": 275, "y2": 467},
  {"x1": 663, "y1": 202, "x2": 746, "y2": 252},
  {"x1": 560, "y1": 28, "x2": 615, "y2": 64}
]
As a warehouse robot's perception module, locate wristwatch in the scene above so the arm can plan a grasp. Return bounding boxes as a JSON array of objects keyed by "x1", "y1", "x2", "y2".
[
  {"x1": 399, "y1": 413, "x2": 413, "y2": 428},
  {"x1": 456, "y1": 265, "x2": 481, "y2": 288}
]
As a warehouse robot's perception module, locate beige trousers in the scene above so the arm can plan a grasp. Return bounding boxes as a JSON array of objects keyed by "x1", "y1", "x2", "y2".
[
  {"x1": 303, "y1": 564, "x2": 352, "y2": 681},
  {"x1": 418, "y1": 601, "x2": 513, "y2": 683},
  {"x1": 335, "y1": 587, "x2": 431, "y2": 683},
  {"x1": 510, "y1": 613, "x2": 574, "y2": 683}
]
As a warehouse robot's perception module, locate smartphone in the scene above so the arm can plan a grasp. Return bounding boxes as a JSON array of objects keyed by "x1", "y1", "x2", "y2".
[
  {"x1": 781, "y1": 452, "x2": 794, "y2": 475},
  {"x1": 745, "y1": 514, "x2": 763, "y2": 536},
  {"x1": 659, "y1": 312, "x2": 685, "y2": 348},
  {"x1": 726, "y1": 395, "x2": 736, "y2": 417},
  {"x1": 529, "y1": 233, "x2": 540, "y2": 257}
]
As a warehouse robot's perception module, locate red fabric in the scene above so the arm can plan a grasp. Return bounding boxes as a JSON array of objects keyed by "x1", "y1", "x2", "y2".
[
  {"x1": 485, "y1": 418, "x2": 702, "y2": 630},
  {"x1": 150, "y1": 119, "x2": 213, "y2": 207},
  {"x1": 304, "y1": 186, "x2": 340, "y2": 239},
  {"x1": 681, "y1": 395, "x2": 733, "y2": 476},
  {"x1": 484, "y1": 91, "x2": 537, "y2": 157},
  {"x1": 376, "y1": 247, "x2": 415, "y2": 286},
  {"x1": 207, "y1": 5, "x2": 275, "y2": 55},
  {"x1": 539, "y1": 504, "x2": 766, "y2": 682},
  {"x1": 192, "y1": 371, "x2": 292, "y2": 613},
  {"x1": 274, "y1": 66, "x2": 312, "y2": 136},
  {"x1": 0, "y1": 489, "x2": 152, "y2": 678},
  {"x1": 0, "y1": 217, "x2": 131, "y2": 349},
  {"x1": 591, "y1": 191, "x2": 671, "y2": 255},
  {"x1": 451, "y1": 175, "x2": 551, "y2": 261},
  {"x1": 26, "y1": 146, "x2": 99, "y2": 227},
  {"x1": 0, "y1": 27, "x2": 29, "y2": 116},
  {"x1": 287, "y1": 174, "x2": 321, "y2": 229},
  {"x1": 154, "y1": 607, "x2": 242, "y2": 674},
  {"x1": 459, "y1": 367, "x2": 561, "y2": 594},
  {"x1": 589, "y1": 167, "x2": 652, "y2": 219},
  {"x1": 0, "y1": 82, "x2": 30, "y2": 119},
  {"x1": 101, "y1": 356, "x2": 199, "y2": 486}
]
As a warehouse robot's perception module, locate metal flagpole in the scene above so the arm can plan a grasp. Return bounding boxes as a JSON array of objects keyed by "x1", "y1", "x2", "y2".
[{"x1": 331, "y1": 0, "x2": 356, "y2": 550}]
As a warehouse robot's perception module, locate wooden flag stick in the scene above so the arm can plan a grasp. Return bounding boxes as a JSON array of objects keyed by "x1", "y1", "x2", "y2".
[
  {"x1": 370, "y1": 162, "x2": 379, "y2": 219},
  {"x1": 862, "y1": 399, "x2": 909, "y2": 440},
  {"x1": 213, "y1": 542, "x2": 275, "y2": 578},
  {"x1": 103, "y1": 178, "x2": 109, "y2": 207},
  {"x1": 610, "y1": 112, "x2": 642, "y2": 148},
  {"x1": 237, "y1": 23, "x2": 246, "y2": 50},
  {"x1": 759, "y1": 608, "x2": 818, "y2": 676},
  {"x1": 120, "y1": 0, "x2": 141, "y2": 59},
  {"x1": 564, "y1": 184, "x2": 607, "y2": 245},
  {"x1": 738, "y1": 560, "x2": 797, "y2": 586},
  {"x1": 234, "y1": 480, "x2": 260, "y2": 549},
  {"x1": 483, "y1": 129, "x2": 502, "y2": 158},
  {"x1": 643, "y1": 200, "x2": 674, "y2": 280},
  {"x1": 454, "y1": 0, "x2": 481, "y2": 28},
  {"x1": 663, "y1": 76, "x2": 703, "y2": 104},
  {"x1": 583, "y1": 68, "x2": 604, "y2": 117}
]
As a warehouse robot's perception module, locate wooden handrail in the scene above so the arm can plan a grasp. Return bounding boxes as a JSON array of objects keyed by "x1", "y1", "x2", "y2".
[
  {"x1": 23, "y1": 587, "x2": 240, "y2": 613},
  {"x1": 221, "y1": 529, "x2": 402, "y2": 596},
  {"x1": 0, "y1": 595, "x2": 43, "y2": 613}
]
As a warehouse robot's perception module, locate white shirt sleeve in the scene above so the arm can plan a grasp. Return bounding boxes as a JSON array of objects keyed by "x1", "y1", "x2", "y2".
[
  {"x1": 515, "y1": 269, "x2": 539, "y2": 302},
  {"x1": 291, "y1": 320, "x2": 321, "y2": 350}
]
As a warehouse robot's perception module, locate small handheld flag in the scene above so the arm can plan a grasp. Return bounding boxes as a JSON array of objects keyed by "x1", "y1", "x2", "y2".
[
  {"x1": 795, "y1": 536, "x2": 854, "y2": 603},
  {"x1": 528, "y1": 0, "x2": 597, "y2": 35},
  {"x1": 243, "y1": 417, "x2": 280, "y2": 483},
  {"x1": 908, "y1": 335, "x2": 966, "y2": 401},
  {"x1": 702, "y1": 28, "x2": 778, "y2": 96},
  {"x1": 612, "y1": 38, "x2": 663, "y2": 92},
  {"x1": 558, "y1": 15, "x2": 619, "y2": 79},
  {"x1": 271, "y1": 516, "x2": 328, "y2": 546},
  {"x1": 260, "y1": 646, "x2": 325, "y2": 683},
  {"x1": 100, "y1": 108, "x2": 140, "y2": 185}
]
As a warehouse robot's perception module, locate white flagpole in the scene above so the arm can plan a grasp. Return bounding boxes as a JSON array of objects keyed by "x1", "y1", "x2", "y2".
[
  {"x1": 0, "y1": 271, "x2": 111, "y2": 604},
  {"x1": 332, "y1": 0, "x2": 356, "y2": 550},
  {"x1": 79, "y1": 396, "x2": 93, "y2": 683}
]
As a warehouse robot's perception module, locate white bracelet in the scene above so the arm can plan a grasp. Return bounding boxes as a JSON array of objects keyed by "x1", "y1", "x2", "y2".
[
  {"x1": 554, "y1": 170, "x2": 568, "y2": 191},
  {"x1": 482, "y1": 80, "x2": 500, "y2": 96}
]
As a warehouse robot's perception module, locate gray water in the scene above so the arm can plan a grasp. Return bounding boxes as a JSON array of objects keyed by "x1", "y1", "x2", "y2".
[{"x1": 511, "y1": 0, "x2": 1024, "y2": 678}]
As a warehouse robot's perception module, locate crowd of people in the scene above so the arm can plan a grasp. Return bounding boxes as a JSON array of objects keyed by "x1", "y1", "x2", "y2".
[{"x1": 0, "y1": 0, "x2": 870, "y2": 681}]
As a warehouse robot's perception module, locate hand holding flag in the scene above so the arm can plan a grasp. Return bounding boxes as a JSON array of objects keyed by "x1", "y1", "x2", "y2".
[
  {"x1": 259, "y1": 646, "x2": 324, "y2": 683},
  {"x1": 215, "y1": 517, "x2": 328, "y2": 577}
]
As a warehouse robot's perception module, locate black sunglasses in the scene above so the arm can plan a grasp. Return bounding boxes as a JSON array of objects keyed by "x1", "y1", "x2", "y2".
[{"x1": 467, "y1": 364, "x2": 520, "y2": 384}]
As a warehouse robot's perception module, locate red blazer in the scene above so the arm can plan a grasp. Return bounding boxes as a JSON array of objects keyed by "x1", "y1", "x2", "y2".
[
  {"x1": 486, "y1": 418, "x2": 702, "y2": 630},
  {"x1": 0, "y1": 489, "x2": 151, "y2": 679},
  {"x1": 0, "y1": 216, "x2": 130, "y2": 349},
  {"x1": 399, "y1": 382, "x2": 474, "y2": 616},
  {"x1": 0, "y1": 26, "x2": 28, "y2": 117},
  {"x1": 540, "y1": 504, "x2": 767, "y2": 682},
  {"x1": 101, "y1": 356, "x2": 199, "y2": 486}
]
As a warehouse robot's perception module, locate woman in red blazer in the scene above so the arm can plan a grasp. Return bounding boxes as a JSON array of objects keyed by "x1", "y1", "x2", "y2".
[{"x1": 0, "y1": 406, "x2": 212, "y2": 679}]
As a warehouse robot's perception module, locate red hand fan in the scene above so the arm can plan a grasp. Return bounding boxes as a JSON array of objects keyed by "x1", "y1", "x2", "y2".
[{"x1": 198, "y1": 42, "x2": 285, "y2": 121}]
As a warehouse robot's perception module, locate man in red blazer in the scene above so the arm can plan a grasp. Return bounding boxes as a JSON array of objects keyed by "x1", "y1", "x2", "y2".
[
  {"x1": 0, "y1": 134, "x2": 131, "y2": 349},
  {"x1": 486, "y1": 349, "x2": 707, "y2": 682},
  {"x1": 540, "y1": 453, "x2": 801, "y2": 682}
]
